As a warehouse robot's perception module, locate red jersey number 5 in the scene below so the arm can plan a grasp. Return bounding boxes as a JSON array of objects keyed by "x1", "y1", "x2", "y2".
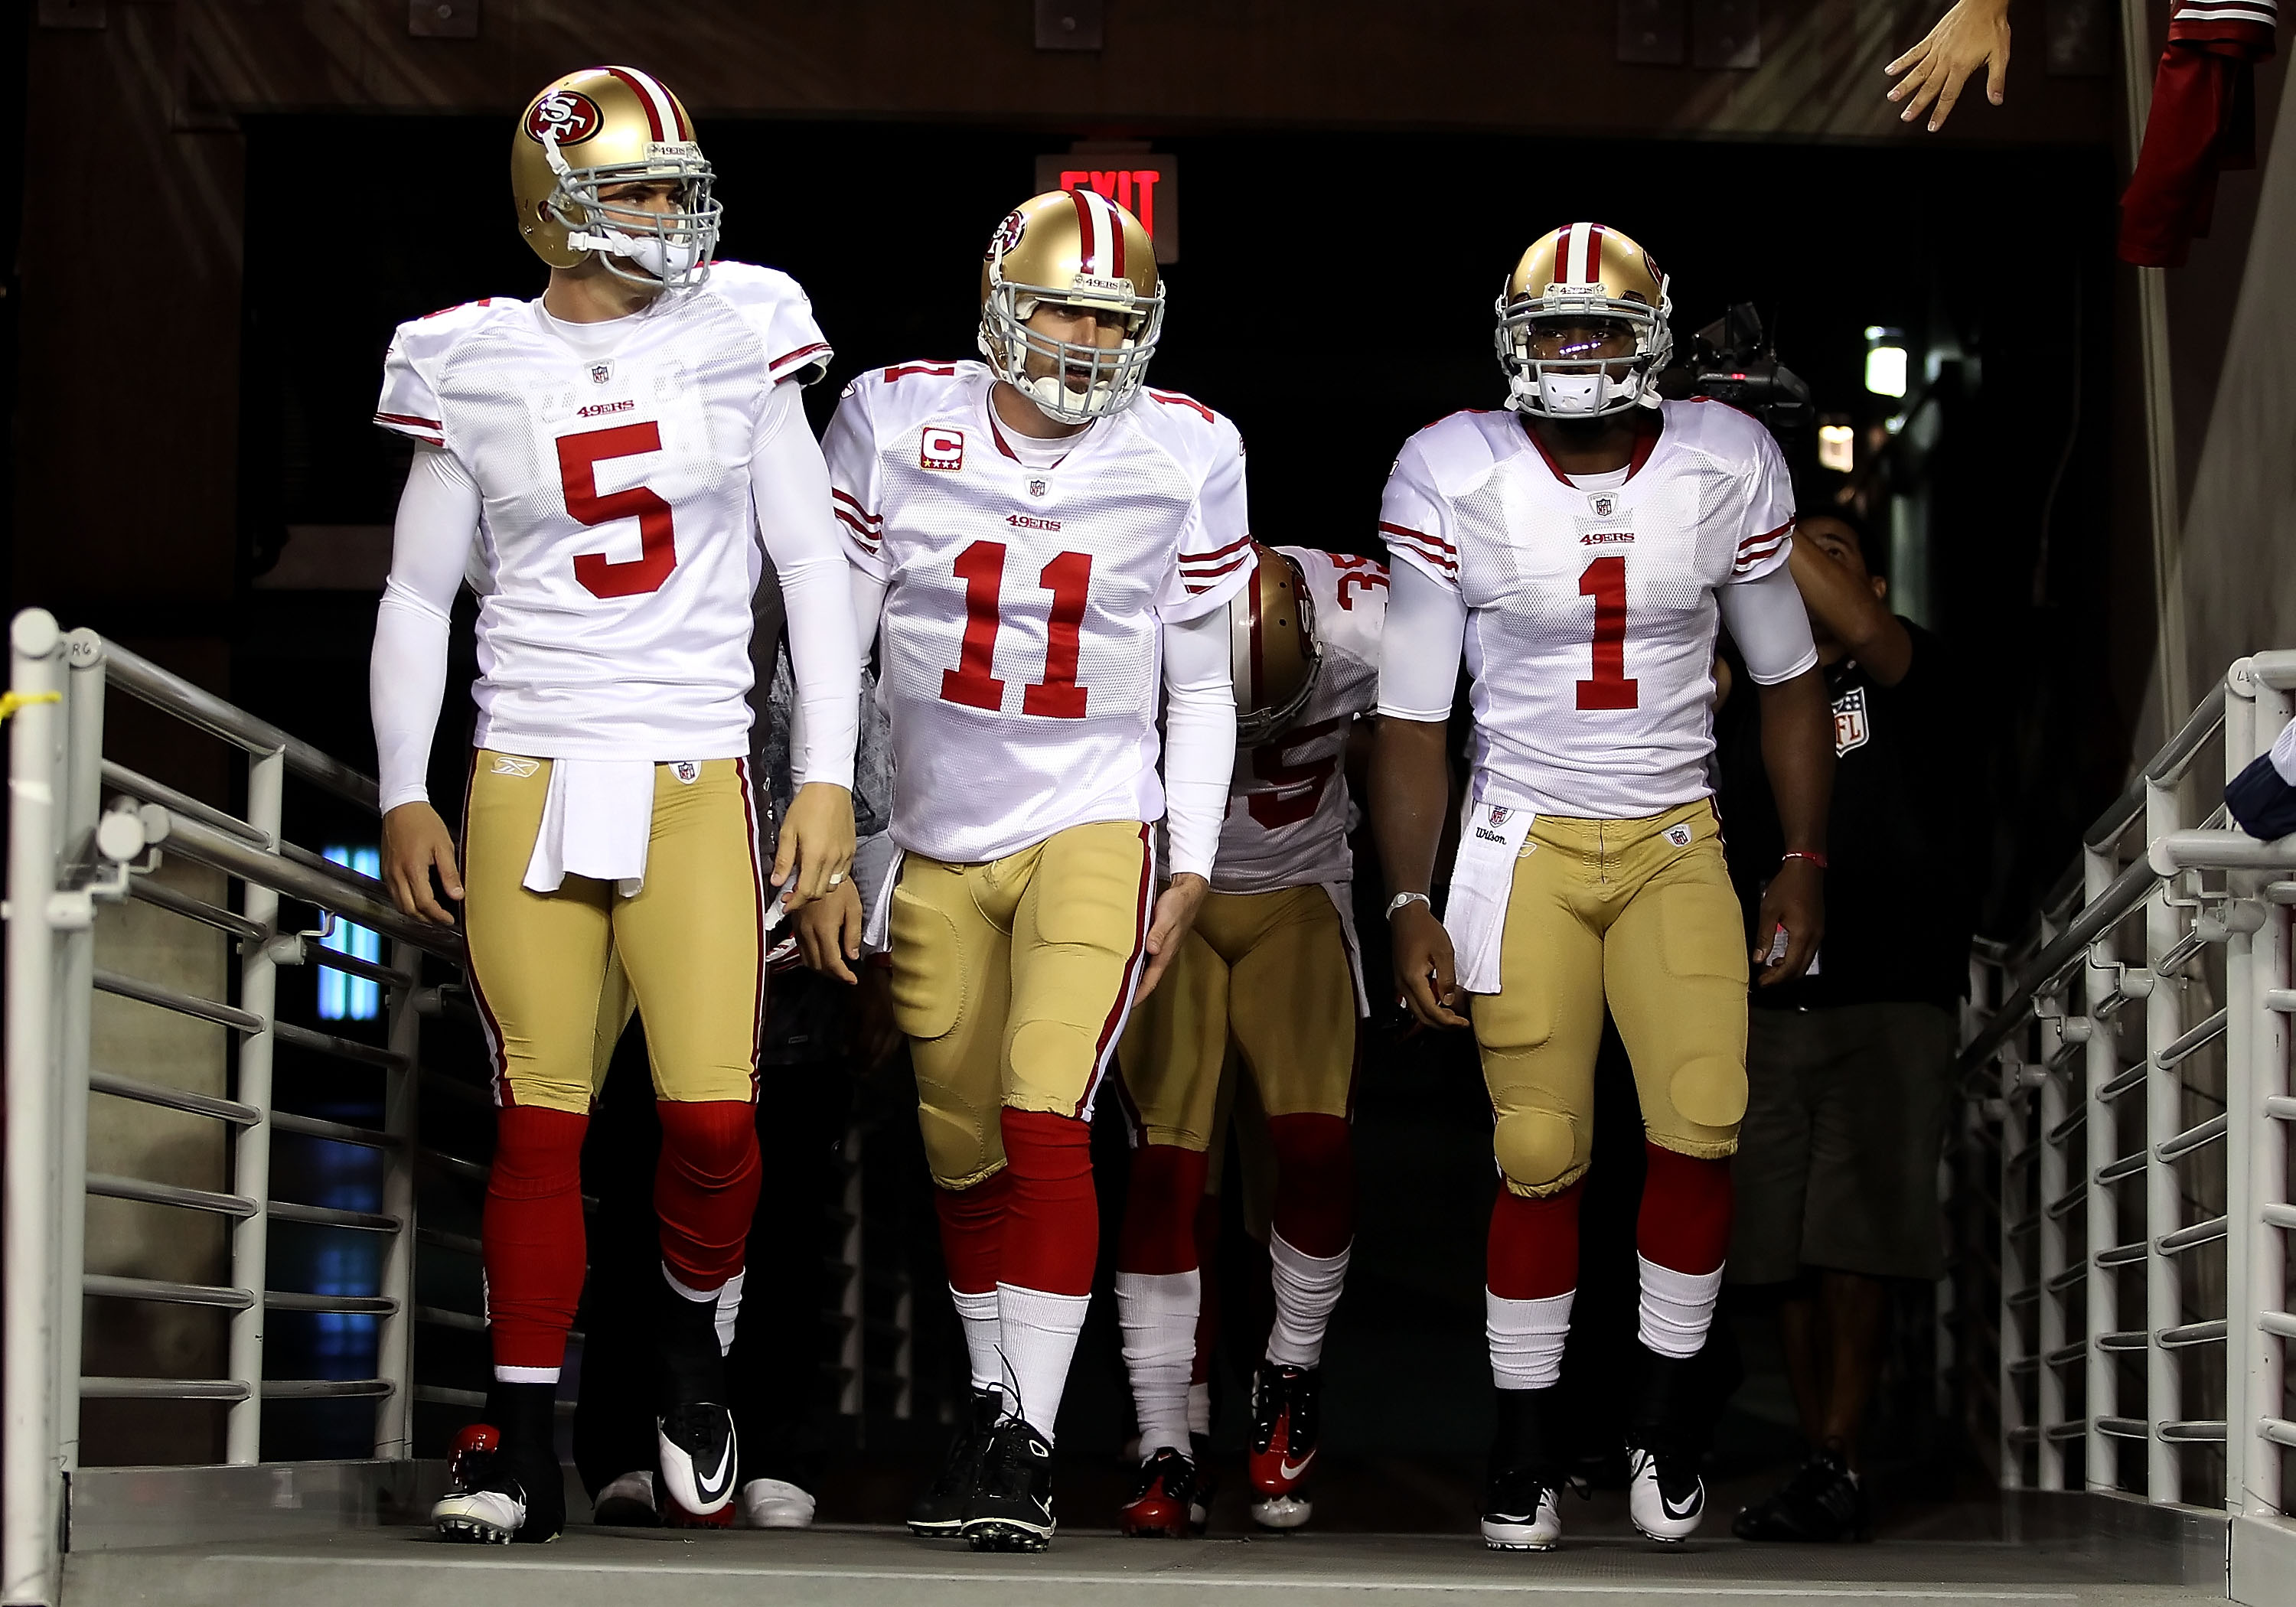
[{"x1": 559, "y1": 422, "x2": 677, "y2": 599}]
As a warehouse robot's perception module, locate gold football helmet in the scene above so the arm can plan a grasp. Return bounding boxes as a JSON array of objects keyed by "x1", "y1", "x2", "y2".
[
  {"x1": 1230, "y1": 545, "x2": 1322, "y2": 747},
  {"x1": 1495, "y1": 222, "x2": 1673, "y2": 419},
  {"x1": 511, "y1": 67, "x2": 721, "y2": 292},
  {"x1": 979, "y1": 190, "x2": 1165, "y2": 423}
]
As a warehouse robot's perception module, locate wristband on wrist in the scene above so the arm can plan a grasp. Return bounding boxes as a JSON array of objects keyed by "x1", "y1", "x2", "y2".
[
  {"x1": 1781, "y1": 850, "x2": 1828, "y2": 871},
  {"x1": 1385, "y1": 890, "x2": 1432, "y2": 920}
]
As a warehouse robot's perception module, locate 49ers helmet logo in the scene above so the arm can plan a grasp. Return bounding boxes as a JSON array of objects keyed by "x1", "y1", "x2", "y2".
[
  {"x1": 524, "y1": 90, "x2": 602, "y2": 145},
  {"x1": 987, "y1": 209, "x2": 1027, "y2": 261}
]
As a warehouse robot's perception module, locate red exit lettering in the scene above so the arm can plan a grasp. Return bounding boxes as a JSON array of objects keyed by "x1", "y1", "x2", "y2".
[{"x1": 1058, "y1": 168, "x2": 1162, "y2": 236}]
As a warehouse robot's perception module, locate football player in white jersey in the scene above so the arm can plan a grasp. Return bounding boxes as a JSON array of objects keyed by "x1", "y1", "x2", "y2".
[
  {"x1": 367, "y1": 67, "x2": 859, "y2": 1544},
  {"x1": 1110, "y1": 544, "x2": 1386, "y2": 1537},
  {"x1": 794, "y1": 188, "x2": 1246, "y2": 1551},
  {"x1": 1369, "y1": 223, "x2": 1835, "y2": 1551}
]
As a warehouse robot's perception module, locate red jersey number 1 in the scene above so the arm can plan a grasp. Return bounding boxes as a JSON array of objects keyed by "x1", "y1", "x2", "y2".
[
  {"x1": 938, "y1": 539, "x2": 1095, "y2": 719},
  {"x1": 560, "y1": 422, "x2": 677, "y2": 599},
  {"x1": 1575, "y1": 555, "x2": 1639, "y2": 710}
]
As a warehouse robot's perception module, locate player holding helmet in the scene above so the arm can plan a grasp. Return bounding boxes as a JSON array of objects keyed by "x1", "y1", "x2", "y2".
[
  {"x1": 795, "y1": 188, "x2": 1247, "y2": 1552},
  {"x1": 370, "y1": 66, "x2": 859, "y2": 1543},
  {"x1": 1370, "y1": 223, "x2": 1834, "y2": 1550},
  {"x1": 1111, "y1": 544, "x2": 1386, "y2": 1537}
]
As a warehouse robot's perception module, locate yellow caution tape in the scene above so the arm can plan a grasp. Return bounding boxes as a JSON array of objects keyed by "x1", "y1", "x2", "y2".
[{"x1": 0, "y1": 691, "x2": 62, "y2": 722}]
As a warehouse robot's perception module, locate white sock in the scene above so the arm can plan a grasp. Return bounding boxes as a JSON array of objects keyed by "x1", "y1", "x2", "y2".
[
  {"x1": 950, "y1": 1284, "x2": 1001, "y2": 1393},
  {"x1": 1486, "y1": 1288, "x2": 1575, "y2": 1390},
  {"x1": 1187, "y1": 1380, "x2": 1212, "y2": 1438},
  {"x1": 1265, "y1": 1231, "x2": 1351, "y2": 1368},
  {"x1": 1637, "y1": 1254, "x2": 1724, "y2": 1358},
  {"x1": 1115, "y1": 1270, "x2": 1200, "y2": 1457},
  {"x1": 996, "y1": 1282, "x2": 1092, "y2": 1445},
  {"x1": 662, "y1": 1263, "x2": 743, "y2": 1355}
]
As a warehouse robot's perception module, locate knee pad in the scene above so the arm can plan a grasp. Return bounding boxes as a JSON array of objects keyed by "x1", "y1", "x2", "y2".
[
  {"x1": 918, "y1": 1103, "x2": 999, "y2": 1191},
  {"x1": 1492, "y1": 1110, "x2": 1578, "y2": 1195},
  {"x1": 1667, "y1": 1054, "x2": 1749, "y2": 1133}
]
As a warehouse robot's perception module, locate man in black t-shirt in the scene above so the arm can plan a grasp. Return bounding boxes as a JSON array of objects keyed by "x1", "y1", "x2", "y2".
[{"x1": 1712, "y1": 513, "x2": 1976, "y2": 1541}]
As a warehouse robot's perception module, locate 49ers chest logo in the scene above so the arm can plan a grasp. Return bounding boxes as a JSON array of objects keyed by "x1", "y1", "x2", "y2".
[
  {"x1": 921, "y1": 427, "x2": 965, "y2": 471},
  {"x1": 525, "y1": 90, "x2": 602, "y2": 145}
]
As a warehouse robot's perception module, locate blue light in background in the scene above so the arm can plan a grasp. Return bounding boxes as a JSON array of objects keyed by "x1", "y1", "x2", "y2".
[{"x1": 319, "y1": 846, "x2": 381, "y2": 1022}]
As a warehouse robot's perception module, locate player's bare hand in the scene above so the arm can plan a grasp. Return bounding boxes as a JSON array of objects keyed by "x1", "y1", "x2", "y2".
[
  {"x1": 1135, "y1": 872, "x2": 1210, "y2": 1005},
  {"x1": 1753, "y1": 858, "x2": 1826, "y2": 986},
  {"x1": 774, "y1": 781, "x2": 857, "y2": 911},
  {"x1": 380, "y1": 801, "x2": 463, "y2": 926},
  {"x1": 794, "y1": 877, "x2": 865, "y2": 984},
  {"x1": 1885, "y1": 0, "x2": 2010, "y2": 131},
  {"x1": 1391, "y1": 902, "x2": 1469, "y2": 1029}
]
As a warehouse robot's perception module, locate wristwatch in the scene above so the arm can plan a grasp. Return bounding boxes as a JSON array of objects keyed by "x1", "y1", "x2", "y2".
[{"x1": 1385, "y1": 890, "x2": 1432, "y2": 920}]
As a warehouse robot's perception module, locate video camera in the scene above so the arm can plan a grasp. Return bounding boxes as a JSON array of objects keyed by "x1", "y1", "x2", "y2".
[{"x1": 1656, "y1": 302, "x2": 1812, "y2": 450}]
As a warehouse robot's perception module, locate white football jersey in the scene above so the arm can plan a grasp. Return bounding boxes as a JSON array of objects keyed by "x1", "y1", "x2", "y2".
[
  {"x1": 1379, "y1": 399, "x2": 1794, "y2": 819},
  {"x1": 824, "y1": 361, "x2": 1253, "y2": 865},
  {"x1": 373, "y1": 262, "x2": 831, "y2": 762},
  {"x1": 1213, "y1": 548, "x2": 1387, "y2": 895}
]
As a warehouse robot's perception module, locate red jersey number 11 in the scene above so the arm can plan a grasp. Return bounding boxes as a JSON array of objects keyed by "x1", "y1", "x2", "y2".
[
  {"x1": 1575, "y1": 555, "x2": 1639, "y2": 710},
  {"x1": 939, "y1": 539, "x2": 1094, "y2": 719}
]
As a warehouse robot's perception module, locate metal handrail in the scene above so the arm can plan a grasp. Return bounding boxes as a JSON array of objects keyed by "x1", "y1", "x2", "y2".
[{"x1": 100, "y1": 639, "x2": 380, "y2": 811}]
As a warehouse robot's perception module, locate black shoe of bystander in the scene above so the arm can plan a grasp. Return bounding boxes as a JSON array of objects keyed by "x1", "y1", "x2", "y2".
[{"x1": 1732, "y1": 1443, "x2": 1870, "y2": 1542}]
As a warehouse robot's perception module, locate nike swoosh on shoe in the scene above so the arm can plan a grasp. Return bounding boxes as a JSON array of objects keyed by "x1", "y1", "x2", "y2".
[
  {"x1": 1277, "y1": 1452, "x2": 1316, "y2": 1482},
  {"x1": 1662, "y1": 1489, "x2": 1701, "y2": 1518},
  {"x1": 695, "y1": 1440, "x2": 735, "y2": 1503}
]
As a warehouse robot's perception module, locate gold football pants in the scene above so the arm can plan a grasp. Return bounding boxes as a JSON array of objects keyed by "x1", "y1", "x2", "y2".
[
  {"x1": 890, "y1": 819, "x2": 1154, "y2": 1190},
  {"x1": 462, "y1": 751, "x2": 767, "y2": 1113},
  {"x1": 1473, "y1": 800, "x2": 1748, "y2": 1198},
  {"x1": 1117, "y1": 884, "x2": 1358, "y2": 1152}
]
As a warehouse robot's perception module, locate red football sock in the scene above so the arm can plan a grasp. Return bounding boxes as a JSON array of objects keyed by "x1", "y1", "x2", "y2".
[
  {"x1": 1486, "y1": 1176, "x2": 1585, "y2": 1302},
  {"x1": 1117, "y1": 1143, "x2": 1210, "y2": 1276},
  {"x1": 1267, "y1": 1113, "x2": 1355, "y2": 1257},
  {"x1": 654, "y1": 1100, "x2": 761, "y2": 1292},
  {"x1": 483, "y1": 1104, "x2": 590, "y2": 1377},
  {"x1": 934, "y1": 1168, "x2": 1015, "y2": 1296},
  {"x1": 998, "y1": 1108, "x2": 1097, "y2": 1297},
  {"x1": 1636, "y1": 1142, "x2": 1733, "y2": 1275}
]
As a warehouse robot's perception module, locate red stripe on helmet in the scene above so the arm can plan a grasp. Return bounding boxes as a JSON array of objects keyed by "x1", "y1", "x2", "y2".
[
  {"x1": 1585, "y1": 222, "x2": 1607, "y2": 287},
  {"x1": 1106, "y1": 193, "x2": 1127, "y2": 280},
  {"x1": 605, "y1": 67, "x2": 667, "y2": 142},
  {"x1": 1071, "y1": 186, "x2": 1101, "y2": 276},
  {"x1": 1553, "y1": 223, "x2": 1574, "y2": 285}
]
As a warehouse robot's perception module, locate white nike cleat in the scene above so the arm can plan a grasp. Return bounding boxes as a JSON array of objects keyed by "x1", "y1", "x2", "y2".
[
  {"x1": 657, "y1": 1402, "x2": 739, "y2": 1517},
  {"x1": 1480, "y1": 1483, "x2": 1563, "y2": 1552},
  {"x1": 1627, "y1": 1442, "x2": 1706, "y2": 1542},
  {"x1": 740, "y1": 1477, "x2": 817, "y2": 1529},
  {"x1": 432, "y1": 1485, "x2": 526, "y2": 1544}
]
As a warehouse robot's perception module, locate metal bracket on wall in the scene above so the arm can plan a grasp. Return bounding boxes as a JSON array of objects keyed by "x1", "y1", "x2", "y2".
[
  {"x1": 1035, "y1": 0, "x2": 1104, "y2": 51},
  {"x1": 1617, "y1": 0, "x2": 1686, "y2": 64},
  {"x1": 38, "y1": 0, "x2": 104, "y2": 28},
  {"x1": 409, "y1": 0, "x2": 479, "y2": 39}
]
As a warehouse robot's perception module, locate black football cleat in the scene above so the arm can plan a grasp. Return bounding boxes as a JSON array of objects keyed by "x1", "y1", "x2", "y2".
[
  {"x1": 1119, "y1": 1446, "x2": 1203, "y2": 1538},
  {"x1": 908, "y1": 1387, "x2": 1003, "y2": 1538},
  {"x1": 1481, "y1": 1385, "x2": 1570, "y2": 1551},
  {"x1": 432, "y1": 1386, "x2": 564, "y2": 1544},
  {"x1": 654, "y1": 1272, "x2": 739, "y2": 1517},
  {"x1": 963, "y1": 1413, "x2": 1057, "y2": 1552},
  {"x1": 1626, "y1": 1348, "x2": 1710, "y2": 1543}
]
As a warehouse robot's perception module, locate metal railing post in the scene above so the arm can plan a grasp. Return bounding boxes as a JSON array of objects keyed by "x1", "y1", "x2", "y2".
[
  {"x1": 373, "y1": 937, "x2": 419, "y2": 1459},
  {"x1": 2142, "y1": 777, "x2": 2186, "y2": 1502},
  {"x1": 2082, "y1": 844, "x2": 2123, "y2": 1492},
  {"x1": 2001, "y1": 1045, "x2": 2030, "y2": 1489},
  {"x1": 2037, "y1": 1003, "x2": 2070, "y2": 1489},
  {"x1": 54, "y1": 631, "x2": 106, "y2": 1487},
  {"x1": 223, "y1": 749, "x2": 284, "y2": 1464},
  {"x1": 5, "y1": 610, "x2": 68, "y2": 1606}
]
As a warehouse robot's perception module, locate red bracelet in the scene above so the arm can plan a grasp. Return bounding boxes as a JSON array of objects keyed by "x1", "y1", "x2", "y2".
[{"x1": 1781, "y1": 850, "x2": 1828, "y2": 870}]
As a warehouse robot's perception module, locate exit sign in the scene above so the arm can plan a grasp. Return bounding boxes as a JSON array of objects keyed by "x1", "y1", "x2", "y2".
[{"x1": 1034, "y1": 153, "x2": 1179, "y2": 263}]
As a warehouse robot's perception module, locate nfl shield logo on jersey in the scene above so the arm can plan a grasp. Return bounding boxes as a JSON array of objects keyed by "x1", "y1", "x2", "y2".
[
  {"x1": 1589, "y1": 493, "x2": 1616, "y2": 518},
  {"x1": 921, "y1": 427, "x2": 965, "y2": 472},
  {"x1": 589, "y1": 360, "x2": 614, "y2": 385},
  {"x1": 1027, "y1": 478, "x2": 1048, "y2": 497},
  {"x1": 1665, "y1": 822, "x2": 1694, "y2": 849},
  {"x1": 1833, "y1": 686, "x2": 1870, "y2": 755},
  {"x1": 673, "y1": 761, "x2": 700, "y2": 785}
]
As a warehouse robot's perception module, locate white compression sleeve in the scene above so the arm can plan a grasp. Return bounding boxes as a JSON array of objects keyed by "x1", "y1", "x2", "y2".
[
  {"x1": 372, "y1": 446, "x2": 482, "y2": 813},
  {"x1": 1375, "y1": 559, "x2": 1469, "y2": 720},
  {"x1": 752, "y1": 384, "x2": 860, "y2": 791},
  {"x1": 1159, "y1": 606, "x2": 1238, "y2": 880},
  {"x1": 1717, "y1": 561, "x2": 1819, "y2": 686}
]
